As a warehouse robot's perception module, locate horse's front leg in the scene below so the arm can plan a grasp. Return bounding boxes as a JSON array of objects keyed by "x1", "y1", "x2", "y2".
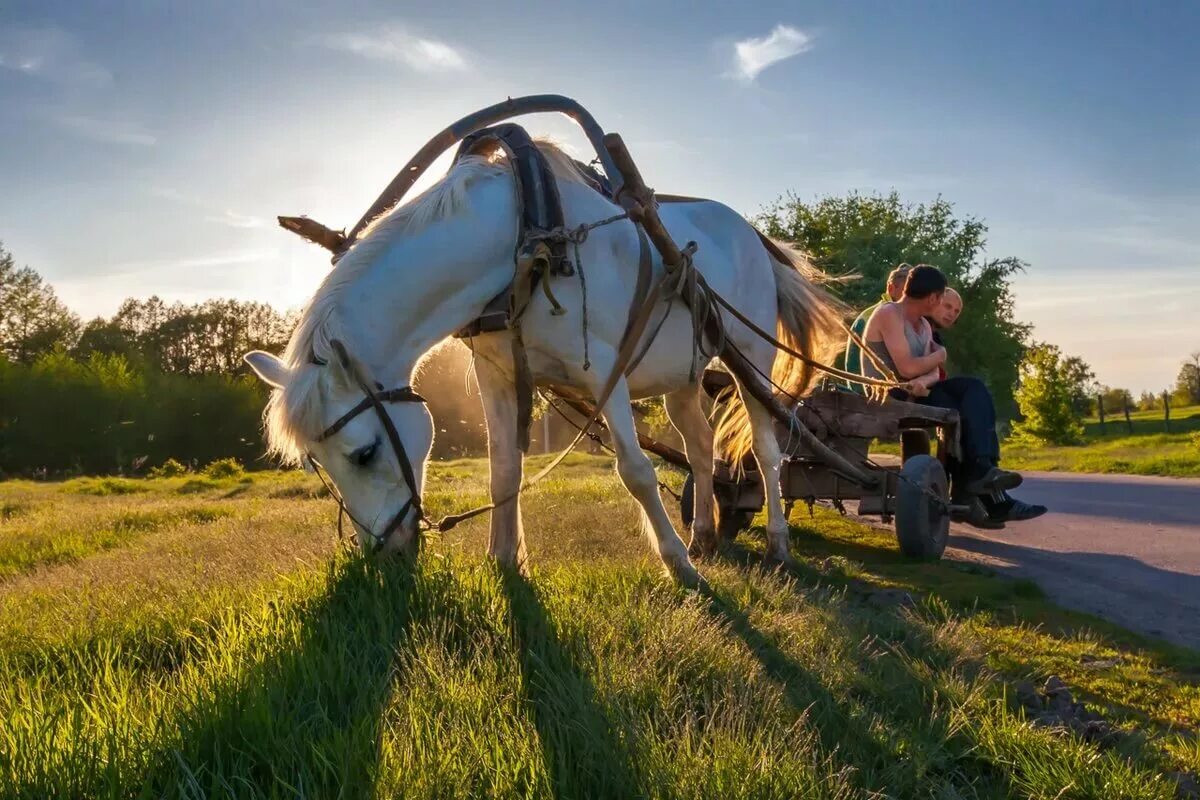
[
  {"x1": 474, "y1": 346, "x2": 528, "y2": 572},
  {"x1": 589, "y1": 374, "x2": 700, "y2": 586}
]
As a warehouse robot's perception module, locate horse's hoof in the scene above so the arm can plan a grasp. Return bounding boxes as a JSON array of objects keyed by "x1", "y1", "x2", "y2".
[
  {"x1": 762, "y1": 551, "x2": 795, "y2": 572},
  {"x1": 686, "y1": 526, "x2": 719, "y2": 559},
  {"x1": 671, "y1": 560, "x2": 705, "y2": 589}
]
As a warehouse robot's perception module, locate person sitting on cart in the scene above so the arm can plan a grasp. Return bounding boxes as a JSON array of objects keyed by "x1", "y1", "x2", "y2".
[
  {"x1": 843, "y1": 264, "x2": 911, "y2": 394},
  {"x1": 928, "y1": 287, "x2": 962, "y2": 369},
  {"x1": 923, "y1": 285, "x2": 1045, "y2": 523},
  {"x1": 860, "y1": 265, "x2": 1046, "y2": 524}
]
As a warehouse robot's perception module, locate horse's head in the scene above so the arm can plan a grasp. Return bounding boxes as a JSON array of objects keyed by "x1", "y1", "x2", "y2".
[{"x1": 245, "y1": 346, "x2": 434, "y2": 556}]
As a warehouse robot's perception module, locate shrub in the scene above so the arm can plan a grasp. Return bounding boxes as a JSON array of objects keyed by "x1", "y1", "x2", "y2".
[
  {"x1": 1011, "y1": 344, "x2": 1087, "y2": 446},
  {"x1": 65, "y1": 477, "x2": 148, "y2": 496},
  {"x1": 202, "y1": 458, "x2": 245, "y2": 479},
  {"x1": 149, "y1": 458, "x2": 190, "y2": 478}
]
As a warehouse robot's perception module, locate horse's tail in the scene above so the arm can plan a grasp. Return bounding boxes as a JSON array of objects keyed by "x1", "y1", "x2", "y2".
[{"x1": 714, "y1": 237, "x2": 848, "y2": 467}]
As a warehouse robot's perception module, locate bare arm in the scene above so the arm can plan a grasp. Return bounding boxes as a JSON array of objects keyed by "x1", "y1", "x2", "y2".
[{"x1": 866, "y1": 306, "x2": 946, "y2": 379}]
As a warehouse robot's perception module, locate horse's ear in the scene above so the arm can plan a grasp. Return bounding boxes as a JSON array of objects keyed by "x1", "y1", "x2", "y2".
[
  {"x1": 327, "y1": 339, "x2": 371, "y2": 391},
  {"x1": 244, "y1": 351, "x2": 291, "y2": 389}
]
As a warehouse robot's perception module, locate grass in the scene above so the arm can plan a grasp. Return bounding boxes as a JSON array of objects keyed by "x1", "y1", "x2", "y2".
[
  {"x1": 1003, "y1": 407, "x2": 1200, "y2": 478},
  {"x1": 1002, "y1": 431, "x2": 1200, "y2": 478},
  {"x1": 873, "y1": 406, "x2": 1200, "y2": 478},
  {"x1": 1, "y1": 459, "x2": 1197, "y2": 798}
]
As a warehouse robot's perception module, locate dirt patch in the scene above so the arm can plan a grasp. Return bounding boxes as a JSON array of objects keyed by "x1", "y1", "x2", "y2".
[{"x1": 1015, "y1": 675, "x2": 1123, "y2": 746}]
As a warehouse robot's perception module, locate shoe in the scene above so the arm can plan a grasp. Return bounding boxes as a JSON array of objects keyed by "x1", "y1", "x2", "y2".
[
  {"x1": 992, "y1": 498, "x2": 1047, "y2": 522},
  {"x1": 964, "y1": 465, "x2": 1023, "y2": 496},
  {"x1": 953, "y1": 497, "x2": 1005, "y2": 529}
]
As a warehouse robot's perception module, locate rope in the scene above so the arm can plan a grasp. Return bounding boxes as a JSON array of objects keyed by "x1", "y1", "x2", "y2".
[
  {"x1": 526, "y1": 211, "x2": 632, "y2": 373},
  {"x1": 698, "y1": 273, "x2": 908, "y2": 391},
  {"x1": 714, "y1": 332, "x2": 951, "y2": 511},
  {"x1": 539, "y1": 390, "x2": 683, "y2": 501},
  {"x1": 573, "y1": 237, "x2": 590, "y2": 370}
]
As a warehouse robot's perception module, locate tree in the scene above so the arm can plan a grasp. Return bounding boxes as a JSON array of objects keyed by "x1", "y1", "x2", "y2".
[
  {"x1": 1175, "y1": 352, "x2": 1200, "y2": 406},
  {"x1": 1098, "y1": 385, "x2": 1133, "y2": 414},
  {"x1": 754, "y1": 192, "x2": 1030, "y2": 418},
  {"x1": 73, "y1": 317, "x2": 142, "y2": 363},
  {"x1": 1011, "y1": 344, "x2": 1089, "y2": 445},
  {"x1": 80, "y1": 295, "x2": 294, "y2": 375},
  {"x1": 1061, "y1": 355, "x2": 1097, "y2": 418},
  {"x1": 0, "y1": 243, "x2": 80, "y2": 364}
]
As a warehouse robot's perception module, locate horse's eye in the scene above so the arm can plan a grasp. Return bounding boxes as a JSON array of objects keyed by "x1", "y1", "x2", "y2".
[{"x1": 350, "y1": 441, "x2": 379, "y2": 467}]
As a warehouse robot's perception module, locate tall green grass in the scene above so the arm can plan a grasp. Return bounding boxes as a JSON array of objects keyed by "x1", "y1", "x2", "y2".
[{"x1": 0, "y1": 465, "x2": 1196, "y2": 798}]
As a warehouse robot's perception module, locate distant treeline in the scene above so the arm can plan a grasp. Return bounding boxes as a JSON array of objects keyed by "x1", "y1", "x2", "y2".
[
  {"x1": 0, "y1": 242, "x2": 487, "y2": 475},
  {"x1": 0, "y1": 352, "x2": 267, "y2": 475}
]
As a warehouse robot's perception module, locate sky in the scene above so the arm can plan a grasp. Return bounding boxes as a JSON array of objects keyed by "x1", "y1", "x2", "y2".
[{"x1": 1, "y1": 0, "x2": 1196, "y2": 393}]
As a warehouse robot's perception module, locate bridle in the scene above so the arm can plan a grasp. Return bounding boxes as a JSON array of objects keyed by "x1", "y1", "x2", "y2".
[{"x1": 307, "y1": 339, "x2": 428, "y2": 554}]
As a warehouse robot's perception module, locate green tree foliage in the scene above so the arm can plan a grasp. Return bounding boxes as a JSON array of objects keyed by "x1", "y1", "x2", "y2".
[
  {"x1": 0, "y1": 351, "x2": 268, "y2": 476},
  {"x1": 1011, "y1": 344, "x2": 1089, "y2": 445},
  {"x1": 0, "y1": 243, "x2": 80, "y2": 364},
  {"x1": 1097, "y1": 385, "x2": 1134, "y2": 414},
  {"x1": 1137, "y1": 391, "x2": 1162, "y2": 412},
  {"x1": 1060, "y1": 355, "x2": 1097, "y2": 418},
  {"x1": 74, "y1": 296, "x2": 294, "y2": 375},
  {"x1": 1175, "y1": 352, "x2": 1200, "y2": 406},
  {"x1": 754, "y1": 192, "x2": 1030, "y2": 417}
]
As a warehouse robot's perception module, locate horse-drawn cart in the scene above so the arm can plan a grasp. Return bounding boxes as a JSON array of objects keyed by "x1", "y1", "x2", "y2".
[
  {"x1": 275, "y1": 93, "x2": 964, "y2": 567},
  {"x1": 559, "y1": 369, "x2": 961, "y2": 561}
]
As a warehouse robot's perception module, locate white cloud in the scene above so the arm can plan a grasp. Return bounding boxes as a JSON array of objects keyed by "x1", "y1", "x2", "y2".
[
  {"x1": 100, "y1": 248, "x2": 280, "y2": 278},
  {"x1": 731, "y1": 24, "x2": 812, "y2": 82},
  {"x1": 54, "y1": 114, "x2": 157, "y2": 146},
  {"x1": 205, "y1": 210, "x2": 267, "y2": 229},
  {"x1": 0, "y1": 26, "x2": 111, "y2": 87},
  {"x1": 314, "y1": 26, "x2": 468, "y2": 72}
]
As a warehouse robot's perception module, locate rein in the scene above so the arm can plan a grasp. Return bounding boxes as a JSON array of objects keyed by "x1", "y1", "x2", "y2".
[{"x1": 309, "y1": 340, "x2": 428, "y2": 553}]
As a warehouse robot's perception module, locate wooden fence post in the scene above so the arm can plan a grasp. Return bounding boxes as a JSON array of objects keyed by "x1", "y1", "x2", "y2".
[
  {"x1": 1163, "y1": 392, "x2": 1171, "y2": 433},
  {"x1": 1123, "y1": 401, "x2": 1133, "y2": 435},
  {"x1": 1097, "y1": 394, "x2": 1106, "y2": 434}
]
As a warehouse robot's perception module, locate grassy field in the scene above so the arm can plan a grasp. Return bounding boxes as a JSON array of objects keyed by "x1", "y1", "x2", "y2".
[
  {"x1": 1001, "y1": 406, "x2": 1200, "y2": 478},
  {"x1": 1, "y1": 458, "x2": 1198, "y2": 799}
]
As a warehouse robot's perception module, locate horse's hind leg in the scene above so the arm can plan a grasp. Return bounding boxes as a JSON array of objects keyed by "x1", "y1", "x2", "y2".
[
  {"x1": 473, "y1": 344, "x2": 528, "y2": 573},
  {"x1": 734, "y1": 383, "x2": 794, "y2": 566},
  {"x1": 594, "y1": 378, "x2": 700, "y2": 586},
  {"x1": 664, "y1": 386, "x2": 718, "y2": 558}
]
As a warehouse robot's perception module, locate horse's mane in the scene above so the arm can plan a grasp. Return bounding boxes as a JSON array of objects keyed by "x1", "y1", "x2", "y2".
[{"x1": 264, "y1": 140, "x2": 591, "y2": 464}]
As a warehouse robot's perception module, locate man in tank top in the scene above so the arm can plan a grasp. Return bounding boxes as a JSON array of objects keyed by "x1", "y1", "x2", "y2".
[
  {"x1": 844, "y1": 264, "x2": 912, "y2": 393},
  {"x1": 862, "y1": 265, "x2": 1046, "y2": 525}
]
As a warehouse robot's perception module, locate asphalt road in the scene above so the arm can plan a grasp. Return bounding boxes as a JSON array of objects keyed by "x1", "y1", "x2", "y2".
[{"x1": 944, "y1": 471, "x2": 1200, "y2": 650}]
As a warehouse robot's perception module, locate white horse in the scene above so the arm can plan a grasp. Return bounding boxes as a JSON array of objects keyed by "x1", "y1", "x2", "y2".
[{"x1": 245, "y1": 143, "x2": 843, "y2": 584}]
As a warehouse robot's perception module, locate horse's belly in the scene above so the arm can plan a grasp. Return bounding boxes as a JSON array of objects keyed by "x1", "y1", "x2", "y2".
[{"x1": 623, "y1": 311, "x2": 705, "y2": 399}]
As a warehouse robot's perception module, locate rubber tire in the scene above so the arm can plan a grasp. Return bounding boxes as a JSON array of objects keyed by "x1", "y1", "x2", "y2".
[{"x1": 894, "y1": 454, "x2": 950, "y2": 560}]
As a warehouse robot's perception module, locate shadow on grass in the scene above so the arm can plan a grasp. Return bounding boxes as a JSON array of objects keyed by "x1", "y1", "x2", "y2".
[
  {"x1": 717, "y1": 535, "x2": 1194, "y2": 795},
  {"x1": 137, "y1": 557, "x2": 419, "y2": 800},
  {"x1": 705, "y1": 539, "x2": 1014, "y2": 795},
  {"x1": 498, "y1": 568, "x2": 644, "y2": 800}
]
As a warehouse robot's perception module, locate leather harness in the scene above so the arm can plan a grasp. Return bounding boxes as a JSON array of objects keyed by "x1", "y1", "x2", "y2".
[{"x1": 307, "y1": 123, "x2": 658, "y2": 551}]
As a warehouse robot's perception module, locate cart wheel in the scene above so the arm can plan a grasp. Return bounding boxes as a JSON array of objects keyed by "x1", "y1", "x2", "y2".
[
  {"x1": 680, "y1": 472, "x2": 695, "y2": 528},
  {"x1": 894, "y1": 454, "x2": 950, "y2": 560},
  {"x1": 681, "y1": 473, "x2": 754, "y2": 538}
]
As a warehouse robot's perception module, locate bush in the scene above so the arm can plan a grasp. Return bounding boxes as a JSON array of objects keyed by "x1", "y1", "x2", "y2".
[
  {"x1": 202, "y1": 458, "x2": 245, "y2": 479},
  {"x1": 0, "y1": 353, "x2": 269, "y2": 476},
  {"x1": 149, "y1": 458, "x2": 190, "y2": 478},
  {"x1": 1011, "y1": 344, "x2": 1087, "y2": 446},
  {"x1": 64, "y1": 477, "x2": 147, "y2": 496}
]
